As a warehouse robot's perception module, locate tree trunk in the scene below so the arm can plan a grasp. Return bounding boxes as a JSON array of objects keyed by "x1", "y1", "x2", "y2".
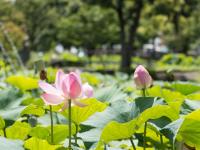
[
  {"x1": 173, "y1": 12, "x2": 179, "y2": 34},
  {"x1": 119, "y1": 0, "x2": 144, "y2": 73},
  {"x1": 116, "y1": 0, "x2": 129, "y2": 73}
]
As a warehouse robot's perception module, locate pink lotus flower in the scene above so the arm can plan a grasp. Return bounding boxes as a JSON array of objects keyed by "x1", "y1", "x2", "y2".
[
  {"x1": 82, "y1": 83, "x2": 93, "y2": 98},
  {"x1": 39, "y1": 69, "x2": 90, "y2": 108},
  {"x1": 133, "y1": 65, "x2": 152, "y2": 90}
]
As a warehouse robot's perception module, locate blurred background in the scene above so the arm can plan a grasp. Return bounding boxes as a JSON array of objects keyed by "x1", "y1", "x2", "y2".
[{"x1": 0, "y1": 0, "x2": 200, "y2": 81}]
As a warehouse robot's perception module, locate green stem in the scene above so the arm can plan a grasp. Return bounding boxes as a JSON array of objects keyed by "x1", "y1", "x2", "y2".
[
  {"x1": 172, "y1": 143, "x2": 175, "y2": 150},
  {"x1": 104, "y1": 143, "x2": 107, "y2": 150},
  {"x1": 68, "y1": 100, "x2": 72, "y2": 149},
  {"x1": 49, "y1": 105, "x2": 54, "y2": 144},
  {"x1": 143, "y1": 122, "x2": 147, "y2": 150},
  {"x1": 142, "y1": 88, "x2": 146, "y2": 97},
  {"x1": 142, "y1": 88, "x2": 147, "y2": 150},
  {"x1": 75, "y1": 124, "x2": 78, "y2": 145},
  {"x1": 129, "y1": 137, "x2": 136, "y2": 150},
  {"x1": 3, "y1": 128, "x2": 6, "y2": 138},
  {"x1": 160, "y1": 134, "x2": 164, "y2": 149}
]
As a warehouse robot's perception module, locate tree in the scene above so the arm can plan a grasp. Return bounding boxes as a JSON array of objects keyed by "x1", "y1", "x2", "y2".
[
  {"x1": 83, "y1": 0, "x2": 148, "y2": 73},
  {"x1": 56, "y1": 1, "x2": 119, "y2": 54},
  {"x1": 151, "y1": 0, "x2": 200, "y2": 54},
  {"x1": 14, "y1": 0, "x2": 67, "y2": 52}
]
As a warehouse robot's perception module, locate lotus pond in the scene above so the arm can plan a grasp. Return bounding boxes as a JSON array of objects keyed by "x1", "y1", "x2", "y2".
[{"x1": 0, "y1": 66, "x2": 200, "y2": 150}]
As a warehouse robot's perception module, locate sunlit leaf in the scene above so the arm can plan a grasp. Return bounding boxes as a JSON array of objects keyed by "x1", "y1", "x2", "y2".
[
  {"x1": 96, "y1": 104, "x2": 178, "y2": 149},
  {"x1": 178, "y1": 109, "x2": 200, "y2": 148},
  {"x1": 62, "y1": 98, "x2": 107, "y2": 125},
  {"x1": 20, "y1": 104, "x2": 45, "y2": 117},
  {"x1": 100, "y1": 119, "x2": 137, "y2": 143},
  {"x1": 6, "y1": 75, "x2": 38, "y2": 91},
  {"x1": 24, "y1": 137, "x2": 61, "y2": 150},
  {"x1": 81, "y1": 72, "x2": 100, "y2": 86},
  {"x1": 148, "y1": 86, "x2": 185, "y2": 102},
  {"x1": 160, "y1": 89, "x2": 185, "y2": 103},
  {"x1": 187, "y1": 93, "x2": 200, "y2": 101},
  {"x1": 136, "y1": 105, "x2": 179, "y2": 127},
  {"x1": 6, "y1": 121, "x2": 31, "y2": 140},
  {"x1": 161, "y1": 109, "x2": 200, "y2": 148},
  {"x1": 148, "y1": 87, "x2": 184, "y2": 113},
  {"x1": 147, "y1": 86, "x2": 162, "y2": 97},
  {"x1": 21, "y1": 96, "x2": 44, "y2": 107},
  {"x1": 171, "y1": 82, "x2": 200, "y2": 95},
  {"x1": 47, "y1": 124, "x2": 76, "y2": 144},
  {"x1": 29, "y1": 126, "x2": 49, "y2": 139}
]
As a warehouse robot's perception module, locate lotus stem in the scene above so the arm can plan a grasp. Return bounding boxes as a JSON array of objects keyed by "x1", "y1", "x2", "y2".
[
  {"x1": 49, "y1": 105, "x2": 54, "y2": 144},
  {"x1": 104, "y1": 143, "x2": 107, "y2": 150},
  {"x1": 142, "y1": 89, "x2": 146, "y2": 97},
  {"x1": 160, "y1": 134, "x2": 164, "y2": 149},
  {"x1": 143, "y1": 121, "x2": 147, "y2": 150},
  {"x1": 3, "y1": 128, "x2": 6, "y2": 138},
  {"x1": 160, "y1": 134, "x2": 163, "y2": 149},
  {"x1": 129, "y1": 137, "x2": 136, "y2": 150},
  {"x1": 142, "y1": 88, "x2": 147, "y2": 150},
  {"x1": 68, "y1": 99, "x2": 72, "y2": 149}
]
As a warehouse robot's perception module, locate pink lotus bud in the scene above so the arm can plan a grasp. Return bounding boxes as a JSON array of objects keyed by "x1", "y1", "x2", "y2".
[
  {"x1": 133, "y1": 65, "x2": 152, "y2": 90},
  {"x1": 62, "y1": 72, "x2": 82, "y2": 99},
  {"x1": 82, "y1": 83, "x2": 93, "y2": 98}
]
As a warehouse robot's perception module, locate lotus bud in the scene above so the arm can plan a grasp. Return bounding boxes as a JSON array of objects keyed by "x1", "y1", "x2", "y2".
[{"x1": 133, "y1": 65, "x2": 152, "y2": 90}]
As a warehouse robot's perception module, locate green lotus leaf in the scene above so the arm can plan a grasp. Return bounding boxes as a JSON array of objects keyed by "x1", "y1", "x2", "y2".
[
  {"x1": 0, "y1": 137, "x2": 24, "y2": 150},
  {"x1": 29, "y1": 124, "x2": 76, "y2": 144},
  {"x1": 148, "y1": 87, "x2": 184, "y2": 113},
  {"x1": 161, "y1": 109, "x2": 200, "y2": 149},
  {"x1": 187, "y1": 93, "x2": 200, "y2": 101},
  {"x1": 62, "y1": 98, "x2": 107, "y2": 125},
  {"x1": 29, "y1": 126, "x2": 50, "y2": 139},
  {"x1": 171, "y1": 82, "x2": 200, "y2": 95},
  {"x1": 6, "y1": 75, "x2": 38, "y2": 91},
  {"x1": 136, "y1": 105, "x2": 179, "y2": 127},
  {"x1": 100, "y1": 119, "x2": 137, "y2": 143},
  {"x1": 47, "y1": 124, "x2": 76, "y2": 144},
  {"x1": 178, "y1": 109, "x2": 200, "y2": 148},
  {"x1": 20, "y1": 104, "x2": 45, "y2": 117},
  {"x1": 97, "y1": 105, "x2": 178, "y2": 149},
  {"x1": 24, "y1": 137, "x2": 61, "y2": 150},
  {"x1": 81, "y1": 72, "x2": 100, "y2": 86},
  {"x1": 6, "y1": 121, "x2": 31, "y2": 140}
]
